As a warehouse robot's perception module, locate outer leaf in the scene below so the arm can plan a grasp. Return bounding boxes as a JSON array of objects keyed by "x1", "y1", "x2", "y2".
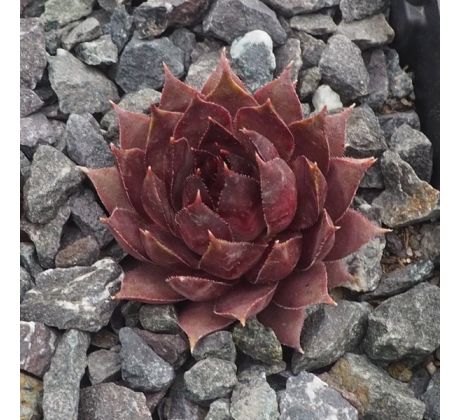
[
  {"x1": 273, "y1": 262, "x2": 335, "y2": 310},
  {"x1": 112, "y1": 103, "x2": 151, "y2": 150},
  {"x1": 166, "y1": 275, "x2": 233, "y2": 302},
  {"x1": 254, "y1": 66, "x2": 303, "y2": 125},
  {"x1": 325, "y1": 106, "x2": 354, "y2": 157},
  {"x1": 325, "y1": 260, "x2": 355, "y2": 289},
  {"x1": 214, "y1": 283, "x2": 277, "y2": 325}
]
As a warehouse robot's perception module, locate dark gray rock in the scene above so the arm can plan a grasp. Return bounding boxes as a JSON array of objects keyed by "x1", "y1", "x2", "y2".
[
  {"x1": 87, "y1": 349, "x2": 121, "y2": 384},
  {"x1": 386, "y1": 48, "x2": 414, "y2": 99},
  {"x1": 42, "y1": 0, "x2": 96, "y2": 28},
  {"x1": 121, "y1": 301, "x2": 141, "y2": 327},
  {"x1": 20, "y1": 113, "x2": 57, "y2": 158},
  {"x1": 203, "y1": 0, "x2": 287, "y2": 45},
  {"x1": 65, "y1": 113, "x2": 113, "y2": 169},
  {"x1": 20, "y1": 151, "x2": 31, "y2": 187},
  {"x1": 408, "y1": 366, "x2": 431, "y2": 398},
  {"x1": 312, "y1": 84, "x2": 343, "y2": 112},
  {"x1": 292, "y1": 301, "x2": 370, "y2": 373},
  {"x1": 43, "y1": 329, "x2": 91, "y2": 420},
  {"x1": 205, "y1": 398, "x2": 232, "y2": 420},
  {"x1": 337, "y1": 14, "x2": 394, "y2": 49},
  {"x1": 139, "y1": 304, "x2": 180, "y2": 333},
  {"x1": 184, "y1": 357, "x2": 238, "y2": 403},
  {"x1": 363, "y1": 48, "x2": 389, "y2": 110},
  {"x1": 262, "y1": 0, "x2": 340, "y2": 16},
  {"x1": 23, "y1": 145, "x2": 83, "y2": 224},
  {"x1": 144, "y1": 390, "x2": 167, "y2": 414},
  {"x1": 170, "y1": 28, "x2": 197, "y2": 70},
  {"x1": 329, "y1": 353, "x2": 425, "y2": 420},
  {"x1": 91, "y1": 328, "x2": 119, "y2": 349},
  {"x1": 373, "y1": 151, "x2": 440, "y2": 228},
  {"x1": 75, "y1": 34, "x2": 118, "y2": 65},
  {"x1": 20, "y1": 372, "x2": 43, "y2": 420},
  {"x1": 319, "y1": 34, "x2": 369, "y2": 101},
  {"x1": 61, "y1": 17, "x2": 102, "y2": 50},
  {"x1": 388, "y1": 124, "x2": 432, "y2": 182},
  {"x1": 233, "y1": 318, "x2": 283, "y2": 365},
  {"x1": 192, "y1": 331, "x2": 236, "y2": 363},
  {"x1": 109, "y1": 5, "x2": 133, "y2": 51},
  {"x1": 21, "y1": 206, "x2": 71, "y2": 268},
  {"x1": 48, "y1": 49, "x2": 119, "y2": 114},
  {"x1": 186, "y1": 50, "x2": 221, "y2": 90},
  {"x1": 69, "y1": 189, "x2": 113, "y2": 247},
  {"x1": 20, "y1": 18, "x2": 47, "y2": 89},
  {"x1": 21, "y1": 258, "x2": 122, "y2": 331},
  {"x1": 119, "y1": 327, "x2": 175, "y2": 392},
  {"x1": 115, "y1": 35, "x2": 185, "y2": 92},
  {"x1": 79, "y1": 383, "x2": 151, "y2": 420},
  {"x1": 298, "y1": 67, "x2": 321, "y2": 100},
  {"x1": 20, "y1": 266, "x2": 34, "y2": 302},
  {"x1": 275, "y1": 38, "x2": 302, "y2": 81},
  {"x1": 340, "y1": 0, "x2": 389, "y2": 22},
  {"x1": 295, "y1": 31, "x2": 325, "y2": 68},
  {"x1": 363, "y1": 283, "x2": 440, "y2": 364},
  {"x1": 20, "y1": 87, "x2": 44, "y2": 117},
  {"x1": 20, "y1": 321, "x2": 58, "y2": 378},
  {"x1": 97, "y1": 0, "x2": 126, "y2": 12},
  {"x1": 421, "y1": 370, "x2": 440, "y2": 420},
  {"x1": 20, "y1": 242, "x2": 43, "y2": 279},
  {"x1": 230, "y1": 30, "x2": 275, "y2": 92},
  {"x1": 55, "y1": 236, "x2": 100, "y2": 267},
  {"x1": 279, "y1": 372, "x2": 358, "y2": 419},
  {"x1": 378, "y1": 110, "x2": 420, "y2": 140},
  {"x1": 21, "y1": 0, "x2": 45, "y2": 17},
  {"x1": 90, "y1": 8, "x2": 112, "y2": 32},
  {"x1": 412, "y1": 222, "x2": 440, "y2": 263},
  {"x1": 289, "y1": 13, "x2": 337, "y2": 36}
]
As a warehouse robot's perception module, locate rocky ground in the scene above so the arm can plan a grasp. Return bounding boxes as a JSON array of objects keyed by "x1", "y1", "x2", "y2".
[{"x1": 20, "y1": 0, "x2": 440, "y2": 419}]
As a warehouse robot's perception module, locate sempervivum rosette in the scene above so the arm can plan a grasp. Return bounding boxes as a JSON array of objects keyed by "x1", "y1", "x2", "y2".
[{"x1": 83, "y1": 52, "x2": 386, "y2": 350}]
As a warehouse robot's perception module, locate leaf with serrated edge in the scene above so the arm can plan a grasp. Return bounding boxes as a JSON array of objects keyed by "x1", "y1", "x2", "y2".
[{"x1": 166, "y1": 275, "x2": 233, "y2": 302}]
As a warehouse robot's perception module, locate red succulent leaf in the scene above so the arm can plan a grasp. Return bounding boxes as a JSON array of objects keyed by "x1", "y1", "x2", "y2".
[
  {"x1": 159, "y1": 63, "x2": 200, "y2": 112},
  {"x1": 246, "y1": 232, "x2": 303, "y2": 284},
  {"x1": 178, "y1": 301, "x2": 235, "y2": 350},
  {"x1": 325, "y1": 106, "x2": 354, "y2": 157},
  {"x1": 176, "y1": 191, "x2": 233, "y2": 254},
  {"x1": 199, "y1": 118, "x2": 248, "y2": 157},
  {"x1": 325, "y1": 209, "x2": 388, "y2": 261},
  {"x1": 273, "y1": 262, "x2": 335, "y2": 310},
  {"x1": 173, "y1": 95, "x2": 232, "y2": 148},
  {"x1": 254, "y1": 65, "x2": 303, "y2": 125},
  {"x1": 199, "y1": 232, "x2": 267, "y2": 280},
  {"x1": 290, "y1": 156, "x2": 327, "y2": 230},
  {"x1": 223, "y1": 151, "x2": 257, "y2": 178},
  {"x1": 235, "y1": 100, "x2": 295, "y2": 161},
  {"x1": 325, "y1": 157, "x2": 376, "y2": 222},
  {"x1": 115, "y1": 261, "x2": 185, "y2": 303},
  {"x1": 289, "y1": 108, "x2": 330, "y2": 174},
  {"x1": 325, "y1": 260, "x2": 355, "y2": 289},
  {"x1": 166, "y1": 275, "x2": 233, "y2": 302},
  {"x1": 241, "y1": 128, "x2": 279, "y2": 162},
  {"x1": 81, "y1": 166, "x2": 133, "y2": 213},
  {"x1": 213, "y1": 282, "x2": 277, "y2": 325},
  {"x1": 217, "y1": 169, "x2": 265, "y2": 241},
  {"x1": 112, "y1": 103, "x2": 151, "y2": 150},
  {"x1": 257, "y1": 155, "x2": 298, "y2": 236},
  {"x1": 257, "y1": 303, "x2": 306, "y2": 352},
  {"x1": 182, "y1": 174, "x2": 214, "y2": 208}
]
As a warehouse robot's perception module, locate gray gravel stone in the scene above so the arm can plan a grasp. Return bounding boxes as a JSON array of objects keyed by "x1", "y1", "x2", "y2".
[
  {"x1": 91, "y1": 329, "x2": 119, "y2": 349},
  {"x1": 409, "y1": 366, "x2": 431, "y2": 398},
  {"x1": 373, "y1": 151, "x2": 440, "y2": 228},
  {"x1": 312, "y1": 84, "x2": 343, "y2": 111},
  {"x1": 119, "y1": 327, "x2": 175, "y2": 392},
  {"x1": 20, "y1": 266, "x2": 34, "y2": 302},
  {"x1": 298, "y1": 67, "x2": 321, "y2": 100},
  {"x1": 378, "y1": 110, "x2": 420, "y2": 140},
  {"x1": 21, "y1": 258, "x2": 122, "y2": 331},
  {"x1": 363, "y1": 283, "x2": 440, "y2": 364},
  {"x1": 184, "y1": 357, "x2": 238, "y2": 403},
  {"x1": 109, "y1": 5, "x2": 133, "y2": 51},
  {"x1": 274, "y1": 37, "x2": 302, "y2": 81},
  {"x1": 20, "y1": 372, "x2": 43, "y2": 420},
  {"x1": 230, "y1": 30, "x2": 275, "y2": 92},
  {"x1": 139, "y1": 304, "x2": 180, "y2": 333},
  {"x1": 192, "y1": 331, "x2": 236, "y2": 363},
  {"x1": 55, "y1": 236, "x2": 100, "y2": 268},
  {"x1": 421, "y1": 370, "x2": 440, "y2": 420},
  {"x1": 295, "y1": 31, "x2": 325, "y2": 68},
  {"x1": 233, "y1": 318, "x2": 283, "y2": 365},
  {"x1": 170, "y1": 28, "x2": 197, "y2": 70},
  {"x1": 388, "y1": 124, "x2": 432, "y2": 182},
  {"x1": 205, "y1": 398, "x2": 232, "y2": 420},
  {"x1": 43, "y1": 329, "x2": 91, "y2": 420},
  {"x1": 87, "y1": 349, "x2": 121, "y2": 384},
  {"x1": 23, "y1": 145, "x2": 83, "y2": 224},
  {"x1": 290, "y1": 13, "x2": 337, "y2": 36},
  {"x1": 20, "y1": 321, "x2": 58, "y2": 378},
  {"x1": 42, "y1": 0, "x2": 96, "y2": 28},
  {"x1": 98, "y1": 0, "x2": 126, "y2": 12},
  {"x1": 75, "y1": 34, "x2": 118, "y2": 65},
  {"x1": 292, "y1": 301, "x2": 370, "y2": 373},
  {"x1": 186, "y1": 50, "x2": 221, "y2": 90},
  {"x1": 79, "y1": 382, "x2": 151, "y2": 420},
  {"x1": 386, "y1": 48, "x2": 414, "y2": 99},
  {"x1": 20, "y1": 18, "x2": 47, "y2": 89},
  {"x1": 48, "y1": 49, "x2": 119, "y2": 114},
  {"x1": 319, "y1": 34, "x2": 369, "y2": 101},
  {"x1": 301, "y1": 102, "x2": 311, "y2": 117},
  {"x1": 20, "y1": 242, "x2": 43, "y2": 279},
  {"x1": 203, "y1": 0, "x2": 287, "y2": 45},
  {"x1": 20, "y1": 87, "x2": 44, "y2": 117},
  {"x1": 340, "y1": 0, "x2": 389, "y2": 22},
  {"x1": 115, "y1": 35, "x2": 185, "y2": 92},
  {"x1": 279, "y1": 372, "x2": 358, "y2": 419},
  {"x1": 329, "y1": 353, "x2": 425, "y2": 420},
  {"x1": 362, "y1": 48, "x2": 389, "y2": 110},
  {"x1": 337, "y1": 14, "x2": 394, "y2": 49},
  {"x1": 65, "y1": 113, "x2": 113, "y2": 169},
  {"x1": 262, "y1": 0, "x2": 340, "y2": 16},
  {"x1": 20, "y1": 113, "x2": 58, "y2": 158},
  {"x1": 20, "y1": 151, "x2": 31, "y2": 187},
  {"x1": 61, "y1": 17, "x2": 102, "y2": 50}
]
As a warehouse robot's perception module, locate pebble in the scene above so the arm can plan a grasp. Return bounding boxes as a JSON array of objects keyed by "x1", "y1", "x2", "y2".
[
  {"x1": 275, "y1": 38, "x2": 302, "y2": 81},
  {"x1": 289, "y1": 13, "x2": 337, "y2": 36},
  {"x1": 301, "y1": 102, "x2": 311, "y2": 118},
  {"x1": 386, "y1": 48, "x2": 414, "y2": 99},
  {"x1": 42, "y1": 0, "x2": 95, "y2": 28},
  {"x1": 186, "y1": 50, "x2": 221, "y2": 90},
  {"x1": 139, "y1": 304, "x2": 180, "y2": 333},
  {"x1": 279, "y1": 372, "x2": 358, "y2": 419},
  {"x1": 20, "y1": 18, "x2": 47, "y2": 89},
  {"x1": 295, "y1": 32, "x2": 325, "y2": 68},
  {"x1": 121, "y1": 301, "x2": 141, "y2": 327},
  {"x1": 205, "y1": 398, "x2": 232, "y2": 420},
  {"x1": 262, "y1": 0, "x2": 340, "y2": 16},
  {"x1": 75, "y1": 34, "x2": 119, "y2": 65},
  {"x1": 21, "y1": 258, "x2": 122, "y2": 331},
  {"x1": 298, "y1": 67, "x2": 321, "y2": 100},
  {"x1": 61, "y1": 17, "x2": 102, "y2": 50},
  {"x1": 115, "y1": 35, "x2": 185, "y2": 92},
  {"x1": 87, "y1": 348, "x2": 122, "y2": 384},
  {"x1": 312, "y1": 84, "x2": 343, "y2": 112},
  {"x1": 20, "y1": 87, "x2": 44, "y2": 117},
  {"x1": 119, "y1": 327, "x2": 175, "y2": 391},
  {"x1": 414, "y1": 222, "x2": 440, "y2": 263},
  {"x1": 340, "y1": 0, "x2": 390, "y2": 22},
  {"x1": 20, "y1": 242, "x2": 43, "y2": 279},
  {"x1": 420, "y1": 370, "x2": 440, "y2": 420},
  {"x1": 20, "y1": 266, "x2": 34, "y2": 301},
  {"x1": 91, "y1": 328, "x2": 119, "y2": 349},
  {"x1": 363, "y1": 283, "x2": 440, "y2": 364},
  {"x1": 362, "y1": 48, "x2": 389, "y2": 110},
  {"x1": 192, "y1": 331, "x2": 236, "y2": 363},
  {"x1": 48, "y1": 49, "x2": 119, "y2": 114},
  {"x1": 109, "y1": 5, "x2": 133, "y2": 51},
  {"x1": 98, "y1": 0, "x2": 126, "y2": 12},
  {"x1": 79, "y1": 382, "x2": 151, "y2": 420},
  {"x1": 42, "y1": 329, "x2": 91, "y2": 420},
  {"x1": 20, "y1": 113, "x2": 58, "y2": 158},
  {"x1": 20, "y1": 372, "x2": 43, "y2": 420},
  {"x1": 170, "y1": 28, "x2": 197, "y2": 70},
  {"x1": 409, "y1": 366, "x2": 431, "y2": 398},
  {"x1": 202, "y1": 0, "x2": 287, "y2": 45},
  {"x1": 232, "y1": 318, "x2": 283, "y2": 365},
  {"x1": 292, "y1": 301, "x2": 369, "y2": 373},
  {"x1": 55, "y1": 236, "x2": 100, "y2": 267},
  {"x1": 329, "y1": 353, "x2": 425, "y2": 420},
  {"x1": 319, "y1": 34, "x2": 370, "y2": 101},
  {"x1": 378, "y1": 110, "x2": 420, "y2": 140},
  {"x1": 230, "y1": 30, "x2": 276, "y2": 92}
]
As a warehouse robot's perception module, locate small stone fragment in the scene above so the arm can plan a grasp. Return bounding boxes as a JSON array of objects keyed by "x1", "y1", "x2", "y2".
[
  {"x1": 98, "y1": 0, "x2": 126, "y2": 12},
  {"x1": 91, "y1": 328, "x2": 119, "y2": 349},
  {"x1": 170, "y1": 28, "x2": 197, "y2": 70},
  {"x1": 139, "y1": 304, "x2": 179, "y2": 333},
  {"x1": 20, "y1": 266, "x2": 34, "y2": 301},
  {"x1": 20, "y1": 113, "x2": 58, "y2": 158},
  {"x1": 298, "y1": 67, "x2": 321, "y2": 100},
  {"x1": 362, "y1": 48, "x2": 389, "y2": 110},
  {"x1": 205, "y1": 398, "x2": 232, "y2": 420},
  {"x1": 20, "y1": 18, "x2": 47, "y2": 89},
  {"x1": 75, "y1": 34, "x2": 118, "y2": 65},
  {"x1": 378, "y1": 110, "x2": 420, "y2": 140},
  {"x1": 20, "y1": 373, "x2": 43, "y2": 420},
  {"x1": 289, "y1": 13, "x2": 337, "y2": 36},
  {"x1": 192, "y1": 331, "x2": 236, "y2": 363},
  {"x1": 61, "y1": 17, "x2": 102, "y2": 50},
  {"x1": 20, "y1": 242, "x2": 43, "y2": 279},
  {"x1": 42, "y1": 0, "x2": 96, "y2": 28},
  {"x1": 275, "y1": 38, "x2": 302, "y2": 81},
  {"x1": 295, "y1": 32, "x2": 325, "y2": 68},
  {"x1": 20, "y1": 87, "x2": 44, "y2": 117},
  {"x1": 87, "y1": 349, "x2": 122, "y2": 384},
  {"x1": 386, "y1": 48, "x2": 414, "y2": 99},
  {"x1": 420, "y1": 370, "x2": 440, "y2": 420},
  {"x1": 263, "y1": 0, "x2": 340, "y2": 17},
  {"x1": 340, "y1": 0, "x2": 390, "y2": 22},
  {"x1": 312, "y1": 84, "x2": 343, "y2": 112},
  {"x1": 186, "y1": 50, "x2": 221, "y2": 90},
  {"x1": 55, "y1": 236, "x2": 100, "y2": 267},
  {"x1": 109, "y1": 5, "x2": 133, "y2": 51}
]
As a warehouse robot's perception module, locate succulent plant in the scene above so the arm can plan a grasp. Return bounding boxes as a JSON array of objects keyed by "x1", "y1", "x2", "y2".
[{"x1": 83, "y1": 52, "x2": 386, "y2": 351}]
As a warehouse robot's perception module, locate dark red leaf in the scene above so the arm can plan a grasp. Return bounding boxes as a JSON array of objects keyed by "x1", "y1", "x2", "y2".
[
  {"x1": 166, "y1": 275, "x2": 233, "y2": 302},
  {"x1": 241, "y1": 128, "x2": 279, "y2": 162},
  {"x1": 325, "y1": 260, "x2": 355, "y2": 289},
  {"x1": 325, "y1": 106, "x2": 354, "y2": 157},
  {"x1": 112, "y1": 103, "x2": 151, "y2": 150},
  {"x1": 182, "y1": 174, "x2": 214, "y2": 208},
  {"x1": 199, "y1": 119, "x2": 248, "y2": 158}
]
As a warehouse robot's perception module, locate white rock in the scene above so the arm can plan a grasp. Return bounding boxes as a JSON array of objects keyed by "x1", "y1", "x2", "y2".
[{"x1": 312, "y1": 84, "x2": 343, "y2": 112}]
